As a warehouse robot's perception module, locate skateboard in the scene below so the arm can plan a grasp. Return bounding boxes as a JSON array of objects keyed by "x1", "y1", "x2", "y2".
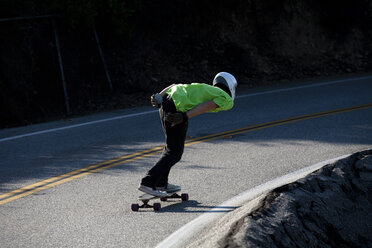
[{"x1": 131, "y1": 189, "x2": 189, "y2": 211}]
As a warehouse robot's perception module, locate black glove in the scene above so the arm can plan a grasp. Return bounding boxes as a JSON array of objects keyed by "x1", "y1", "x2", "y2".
[
  {"x1": 151, "y1": 93, "x2": 163, "y2": 108},
  {"x1": 164, "y1": 112, "x2": 188, "y2": 127}
]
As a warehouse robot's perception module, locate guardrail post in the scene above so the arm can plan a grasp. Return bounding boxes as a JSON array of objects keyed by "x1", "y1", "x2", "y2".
[
  {"x1": 52, "y1": 18, "x2": 71, "y2": 115},
  {"x1": 93, "y1": 24, "x2": 113, "y2": 90}
]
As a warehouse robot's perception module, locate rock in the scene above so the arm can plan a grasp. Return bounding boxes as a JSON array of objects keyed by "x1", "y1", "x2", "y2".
[
  {"x1": 356, "y1": 156, "x2": 372, "y2": 171},
  {"x1": 221, "y1": 149, "x2": 372, "y2": 248}
]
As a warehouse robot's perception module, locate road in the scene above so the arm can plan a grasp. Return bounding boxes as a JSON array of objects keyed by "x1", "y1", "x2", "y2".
[{"x1": 1, "y1": 75, "x2": 372, "y2": 248}]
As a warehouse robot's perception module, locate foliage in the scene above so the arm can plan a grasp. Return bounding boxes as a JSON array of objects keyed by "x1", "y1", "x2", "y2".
[
  {"x1": 48, "y1": 0, "x2": 137, "y2": 31},
  {"x1": 0, "y1": 0, "x2": 137, "y2": 31}
]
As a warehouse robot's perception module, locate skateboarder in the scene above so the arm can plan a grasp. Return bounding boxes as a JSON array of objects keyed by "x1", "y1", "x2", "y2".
[{"x1": 138, "y1": 72, "x2": 237, "y2": 197}]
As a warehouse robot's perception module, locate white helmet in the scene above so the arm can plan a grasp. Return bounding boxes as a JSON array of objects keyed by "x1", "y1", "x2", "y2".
[{"x1": 213, "y1": 72, "x2": 238, "y2": 100}]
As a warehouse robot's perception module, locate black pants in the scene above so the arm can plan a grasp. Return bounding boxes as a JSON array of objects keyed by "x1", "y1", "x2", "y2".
[{"x1": 141, "y1": 95, "x2": 188, "y2": 188}]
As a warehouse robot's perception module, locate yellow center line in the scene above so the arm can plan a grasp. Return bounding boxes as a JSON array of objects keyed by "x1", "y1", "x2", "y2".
[
  {"x1": 1, "y1": 103, "x2": 371, "y2": 205},
  {"x1": 0, "y1": 147, "x2": 164, "y2": 204}
]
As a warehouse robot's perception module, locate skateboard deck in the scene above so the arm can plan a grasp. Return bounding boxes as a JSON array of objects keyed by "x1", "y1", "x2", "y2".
[{"x1": 131, "y1": 189, "x2": 189, "y2": 211}]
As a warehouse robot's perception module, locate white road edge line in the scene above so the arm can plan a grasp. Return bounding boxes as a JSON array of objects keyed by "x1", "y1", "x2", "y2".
[
  {"x1": 155, "y1": 154, "x2": 351, "y2": 248},
  {"x1": 236, "y1": 75, "x2": 372, "y2": 99},
  {"x1": 0, "y1": 110, "x2": 157, "y2": 143},
  {"x1": 1, "y1": 75, "x2": 371, "y2": 143}
]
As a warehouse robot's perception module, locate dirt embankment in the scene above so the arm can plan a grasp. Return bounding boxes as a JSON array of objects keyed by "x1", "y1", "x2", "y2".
[{"x1": 1, "y1": 0, "x2": 372, "y2": 128}]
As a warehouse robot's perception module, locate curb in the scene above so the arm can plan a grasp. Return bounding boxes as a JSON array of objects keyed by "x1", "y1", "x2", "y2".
[{"x1": 155, "y1": 154, "x2": 351, "y2": 248}]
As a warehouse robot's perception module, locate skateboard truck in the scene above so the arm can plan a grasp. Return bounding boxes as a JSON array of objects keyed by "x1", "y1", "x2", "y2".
[
  {"x1": 131, "y1": 200, "x2": 161, "y2": 211},
  {"x1": 131, "y1": 192, "x2": 189, "y2": 211}
]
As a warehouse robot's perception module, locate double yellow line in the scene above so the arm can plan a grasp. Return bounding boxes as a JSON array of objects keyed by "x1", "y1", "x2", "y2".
[
  {"x1": 1, "y1": 103, "x2": 371, "y2": 205},
  {"x1": 0, "y1": 147, "x2": 164, "y2": 205}
]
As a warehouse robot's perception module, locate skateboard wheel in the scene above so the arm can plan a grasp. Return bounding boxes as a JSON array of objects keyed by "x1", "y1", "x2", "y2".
[
  {"x1": 131, "y1": 203, "x2": 140, "y2": 212},
  {"x1": 153, "y1": 203, "x2": 161, "y2": 211},
  {"x1": 160, "y1": 197, "x2": 167, "y2": 202},
  {"x1": 181, "y1": 193, "x2": 189, "y2": 201}
]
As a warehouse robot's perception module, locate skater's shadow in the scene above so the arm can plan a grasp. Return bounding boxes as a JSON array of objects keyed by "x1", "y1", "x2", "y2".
[{"x1": 156, "y1": 200, "x2": 238, "y2": 213}]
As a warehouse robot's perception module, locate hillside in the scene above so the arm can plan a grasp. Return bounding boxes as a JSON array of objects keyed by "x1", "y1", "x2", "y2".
[{"x1": 1, "y1": 0, "x2": 371, "y2": 128}]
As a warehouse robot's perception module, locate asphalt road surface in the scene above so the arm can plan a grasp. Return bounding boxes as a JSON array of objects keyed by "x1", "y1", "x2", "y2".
[{"x1": 1, "y1": 75, "x2": 372, "y2": 248}]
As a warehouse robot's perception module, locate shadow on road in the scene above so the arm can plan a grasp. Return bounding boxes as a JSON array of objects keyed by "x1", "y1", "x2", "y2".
[{"x1": 155, "y1": 200, "x2": 238, "y2": 213}]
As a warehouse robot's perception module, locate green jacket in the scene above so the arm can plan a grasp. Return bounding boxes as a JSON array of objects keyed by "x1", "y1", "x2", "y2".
[{"x1": 167, "y1": 83, "x2": 234, "y2": 113}]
